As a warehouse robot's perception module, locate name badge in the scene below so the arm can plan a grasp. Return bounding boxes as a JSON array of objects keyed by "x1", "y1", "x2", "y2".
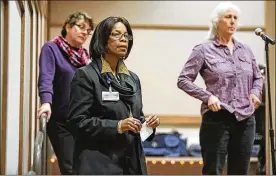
[{"x1": 102, "y1": 86, "x2": 119, "y2": 101}]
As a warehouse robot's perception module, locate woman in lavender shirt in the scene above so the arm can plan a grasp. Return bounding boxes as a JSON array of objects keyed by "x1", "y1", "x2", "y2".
[
  {"x1": 177, "y1": 2, "x2": 263, "y2": 175},
  {"x1": 37, "y1": 12, "x2": 93, "y2": 174}
]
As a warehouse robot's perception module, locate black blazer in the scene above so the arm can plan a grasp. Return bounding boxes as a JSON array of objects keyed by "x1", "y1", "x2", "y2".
[{"x1": 67, "y1": 59, "x2": 155, "y2": 175}]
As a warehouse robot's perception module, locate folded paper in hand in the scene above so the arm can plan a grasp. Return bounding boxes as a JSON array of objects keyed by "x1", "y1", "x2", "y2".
[{"x1": 140, "y1": 122, "x2": 153, "y2": 142}]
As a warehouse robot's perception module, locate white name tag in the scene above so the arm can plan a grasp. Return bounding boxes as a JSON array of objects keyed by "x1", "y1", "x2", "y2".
[{"x1": 102, "y1": 91, "x2": 119, "y2": 101}]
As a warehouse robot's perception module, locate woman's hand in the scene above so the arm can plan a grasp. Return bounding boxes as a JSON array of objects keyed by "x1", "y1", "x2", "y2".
[
  {"x1": 145, "y1": 114, "x2": 160, "y2": 128},
  {"x1": 121, "y1": 117, "x2": 142, "y2": 133},
  {"x1": 37, "y1": 103, "x2": 51, "y2": 120},
  {"x1": 208, "y1": 95, "x2": 221, "y2": 112},
  {"x1": 249, "y1": 94, "x2": 261, "y2": 109}
]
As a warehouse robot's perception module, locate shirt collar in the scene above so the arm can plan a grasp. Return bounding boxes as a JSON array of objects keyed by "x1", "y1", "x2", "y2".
[
  {"x1": 213, "y1": 37, "x2": 242, "y2": 49},
  {"x1": 101, "y1": 56, "x2": 130, "y2": 76}
]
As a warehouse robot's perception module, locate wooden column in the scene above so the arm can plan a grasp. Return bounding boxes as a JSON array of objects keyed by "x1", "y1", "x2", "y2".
[{"x1": 265, "y1": 0, "x2": 276, "y2": 175}]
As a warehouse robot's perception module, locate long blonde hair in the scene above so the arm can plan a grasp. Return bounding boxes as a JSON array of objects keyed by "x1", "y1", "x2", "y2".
[{"x1": 206, "y1": 2, "x2": 241, "y2": 40}]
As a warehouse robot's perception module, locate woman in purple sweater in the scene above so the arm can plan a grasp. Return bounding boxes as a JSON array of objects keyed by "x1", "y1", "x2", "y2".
[{"x1": 37, "y1": 12, "x2": 93, "y2": 174}]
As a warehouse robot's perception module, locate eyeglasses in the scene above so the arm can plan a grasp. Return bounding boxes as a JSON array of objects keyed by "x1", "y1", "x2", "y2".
[
  {"x1": 75, "y1": 24, "x2": 93, "y2": 35},
  {"x1": 110, "y1": 32, "x2": 133, "y2": 41}
]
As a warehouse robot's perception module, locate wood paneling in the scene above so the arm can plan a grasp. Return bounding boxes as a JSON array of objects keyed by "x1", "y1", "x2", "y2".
[
  {"x1": 27, "y1": 0, "x2": 34, "y2": 171},
  {"x1": 16, "y1": 0, "x2": 24, "y2": 17},
  {"x1": 17, "y1": 0, "x2": 25, "y2": 173},
  {"x1": 50, "y1": 22, "x2": 264, "y2": 32},
  {"x1": 48, "y1": 156, "x2": 258, "y2": 175},
  {"x1": 158, "y1": 115, "x2": 201, "y2": 126},
  {"x1": 0, "y1": 1, "x2": 9, "y2": 174},
  {"x1": 146, "y1": 157, "x2": 258, "y2": 175},
  {"x1": 265, "y1": 1, "x2": 276, "y2": 175},
  {"x1": 38, "y1": 1, "x2": 47, "y2": 17}
]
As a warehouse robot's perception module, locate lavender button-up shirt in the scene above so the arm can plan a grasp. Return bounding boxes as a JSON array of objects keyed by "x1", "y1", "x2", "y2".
[{"x1": 177, "y1": 38, "x2": 263, "y2": 121}]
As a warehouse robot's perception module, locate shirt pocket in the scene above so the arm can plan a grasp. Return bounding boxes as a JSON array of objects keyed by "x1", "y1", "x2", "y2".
[
  {"x1": 205, "y1": 53, "x2": 226, "y2": 63},
  {"x1": 205, "y1": 54, "x2": 229, "y2": 73},
  {"x1": 238, "y1": 53, "x2": 252, "y2": 72}
]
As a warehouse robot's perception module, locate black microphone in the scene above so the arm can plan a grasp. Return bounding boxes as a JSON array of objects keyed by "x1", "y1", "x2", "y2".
[{"x1": 255, "y1": 28, "x2": 276, "y2": 45}]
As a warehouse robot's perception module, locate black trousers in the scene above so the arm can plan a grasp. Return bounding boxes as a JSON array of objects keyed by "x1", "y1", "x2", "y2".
[
  {"x1": 47, "y1": 117, "x2": 74, "y2": 175},
  {"x1": 255, "y1": 105, "x2": 266, "y2": 174},
  {"x1": 200, "y1": 110, "x2": 255, "y2": 175}
]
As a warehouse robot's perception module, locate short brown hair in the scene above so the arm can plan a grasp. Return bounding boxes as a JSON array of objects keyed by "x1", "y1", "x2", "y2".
[{"x1": 61, "y1": 11, "x2": 93, "y2": 37}]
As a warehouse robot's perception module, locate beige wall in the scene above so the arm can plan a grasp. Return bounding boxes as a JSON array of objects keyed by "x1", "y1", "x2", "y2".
[{"x1": 49, "y1": 1, "x2": 264, "y2": 27}]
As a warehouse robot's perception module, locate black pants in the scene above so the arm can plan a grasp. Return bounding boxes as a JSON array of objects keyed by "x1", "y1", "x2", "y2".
[
  {"x1": 255, "y1": 105, "x2": 266, "y2": 174},
  {"x1": 200, "y1": 110, "x2": 255, "y2": 175},
  {"x1": 47, "y1": 117, "x2": 74, "y2": 175}
]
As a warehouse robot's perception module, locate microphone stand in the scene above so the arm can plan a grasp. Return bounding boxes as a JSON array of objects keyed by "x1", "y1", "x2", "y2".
[{"x1": 264, "y1": 40, "x2": 276, "y2": 175}]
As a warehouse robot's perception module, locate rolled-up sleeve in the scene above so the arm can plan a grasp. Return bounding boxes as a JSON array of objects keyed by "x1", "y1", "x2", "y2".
[
  {"x1": 177, "y1": 44, "x2": 212, "y2": 103},
  {"x1": 248, "y1": 48, "x2": 264, "y2": 98}
]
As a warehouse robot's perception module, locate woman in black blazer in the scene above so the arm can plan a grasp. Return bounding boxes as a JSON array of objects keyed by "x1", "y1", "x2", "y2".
[{"x1": 67, "y1": 16, "x2": 160, "y2": 175}]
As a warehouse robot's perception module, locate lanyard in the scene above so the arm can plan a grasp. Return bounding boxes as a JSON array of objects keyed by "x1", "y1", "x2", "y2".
[
  {"x1": 106, "y1": 75, "x2": 132, "y2": 117},
  {"x1": 128, "y1": 105, "x2": 133, "y2": 117},
  {"x1": 106, "y1": 76, "x2": 112, "y2": 92}
]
